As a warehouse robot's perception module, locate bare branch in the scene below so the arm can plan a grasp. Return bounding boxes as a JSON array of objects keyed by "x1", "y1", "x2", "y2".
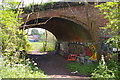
[{"x1": 20, "y1": 17, "x2": 53, "y2": 29}]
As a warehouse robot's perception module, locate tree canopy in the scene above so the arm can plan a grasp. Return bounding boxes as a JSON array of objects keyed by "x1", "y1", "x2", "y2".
[{"x1": 31, "y1": 29, "x2": 40, "y2": 35}]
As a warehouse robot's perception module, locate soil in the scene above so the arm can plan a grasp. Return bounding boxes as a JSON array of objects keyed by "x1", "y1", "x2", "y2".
[{"x1": 27, "y1": 52, "x2": 90, "y2": 79}]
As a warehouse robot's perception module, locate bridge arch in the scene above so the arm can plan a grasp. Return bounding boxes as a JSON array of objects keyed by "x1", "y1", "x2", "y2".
[{"x1": 21, "y1": 17, "x2": 93, "y2": 42}]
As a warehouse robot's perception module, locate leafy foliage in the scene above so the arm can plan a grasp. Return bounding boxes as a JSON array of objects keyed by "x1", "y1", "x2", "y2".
[
  {"x1": 0, "y1": 8, "x2": 31, "y2": 64},
  {"x1": 105, "y1": 53, "x2": 119, "y2": 78},
  {"x1": 91, "y1": 55, "x2": 115, "y2": 78},
  {"x1": 95, "y1": 2, "x2": 119, "y2": 48}
]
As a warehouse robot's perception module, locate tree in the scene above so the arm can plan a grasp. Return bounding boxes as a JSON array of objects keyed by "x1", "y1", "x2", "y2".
[
  {"x1": 31, "y1": 28, "x2": 39, "y2": 35},
  {"x1": 43, "y1": 30, "x2": 48, "y2": 51}
]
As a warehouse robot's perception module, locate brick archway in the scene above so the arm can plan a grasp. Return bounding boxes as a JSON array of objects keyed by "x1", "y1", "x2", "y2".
[{"x1": 21, "y1": 17, "x2": 93, "y2": 42}]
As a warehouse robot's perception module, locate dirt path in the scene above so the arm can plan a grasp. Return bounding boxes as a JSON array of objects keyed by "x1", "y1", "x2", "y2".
[{"x1": 27, "y1": 52, "x2": 90, "y2": 79}]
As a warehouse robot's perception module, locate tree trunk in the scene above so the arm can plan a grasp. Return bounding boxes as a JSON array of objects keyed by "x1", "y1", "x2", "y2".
[{"x1": 43, "y1": 30, "x2": 47, "y2": 51}]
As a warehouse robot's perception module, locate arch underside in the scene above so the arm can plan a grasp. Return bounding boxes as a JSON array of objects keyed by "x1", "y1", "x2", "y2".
[{"x1": 21, "y1": 17, "x2": 93, "y2": 42}]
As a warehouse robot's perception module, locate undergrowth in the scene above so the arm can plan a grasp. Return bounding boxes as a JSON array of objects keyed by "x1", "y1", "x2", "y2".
[
  {"x1": 91, "y1": 55, "x2": 119, "y2": 78},
  {"x1": 0, "y1": 57, "x2": 46, "y2": 78}
]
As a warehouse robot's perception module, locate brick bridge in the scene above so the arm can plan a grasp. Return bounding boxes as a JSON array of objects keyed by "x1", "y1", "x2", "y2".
[{"x1": 20, "y1": 2, "x2": 107, "y2": 59}]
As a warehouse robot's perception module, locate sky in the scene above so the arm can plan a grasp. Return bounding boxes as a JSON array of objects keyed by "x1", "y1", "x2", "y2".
[
  {"x1": 0, "y1": 0, "x2": 117, "y2": 5},
  {"x1": 0, "y1": 0, "x2": 62, "y2": 6},
  {"x1": 16, "y1": 0, "x2": 62, "y2": 6}
]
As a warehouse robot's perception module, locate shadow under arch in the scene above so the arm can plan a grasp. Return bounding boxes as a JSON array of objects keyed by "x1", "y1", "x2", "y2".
[{"x1": 21, "y1": 17, "x2": 93, "y2": 42}]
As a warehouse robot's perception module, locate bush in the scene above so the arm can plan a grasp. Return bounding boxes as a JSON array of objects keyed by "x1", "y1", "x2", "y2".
[{"x1": 65, "y1": 62, "x2": 98, "y2": 76}]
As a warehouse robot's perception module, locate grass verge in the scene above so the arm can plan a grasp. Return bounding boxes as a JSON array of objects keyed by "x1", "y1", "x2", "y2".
[{"x1": 65, "y1": 62, "x2": 98, "y2": 76}]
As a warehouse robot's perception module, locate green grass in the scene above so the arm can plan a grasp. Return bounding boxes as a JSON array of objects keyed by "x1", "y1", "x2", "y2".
[
  {"x1": 28, "y1": 42, "x2": 55, "y2": 52},
  {"x1": 39, "y1": 42, "x2": 55, "y2": 52},
  {"x1": 65, "y1": 62, "x2": 98, "y2": 76},
  {"x1": 31, "y1": 42, "x2": 43, "y2": 50}
]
